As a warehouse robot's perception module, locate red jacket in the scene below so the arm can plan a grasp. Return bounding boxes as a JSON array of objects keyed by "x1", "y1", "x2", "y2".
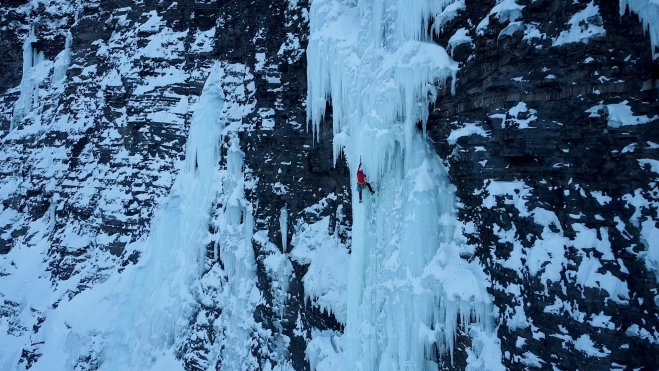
[{"x1": 357, "y1": 166, "x2": 366, "y2": 185}]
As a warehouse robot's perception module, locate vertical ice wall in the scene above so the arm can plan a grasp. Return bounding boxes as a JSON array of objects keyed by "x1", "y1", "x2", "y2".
[
  {"x1": 4, "y1": 62, "x2": 227, "y2": 371},
  {"x1": 182, "y1": 62, "x2": 261, "y2": 370},
  {"x1": 307, "y1": 0, "x2": 503, "y2": 369},
  {"x1": 5, "y1": 61, "x2": 262, "y2": 371}
]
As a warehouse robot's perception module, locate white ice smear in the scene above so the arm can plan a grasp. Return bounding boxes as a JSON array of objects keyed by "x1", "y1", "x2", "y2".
[
  {"x1": 640, "y1": 218, "x2": 659, "y2": 280},
  {"x1": 432, "y1": 0, "x2": 465, "y2": 35},
  {"x1": 307, "y1": 0, "x2": 502, "y2": 369},
  {"x1": 591, "y1": 191, "x2": 612, "y2": 205},
  {"x1": 498, "y1": 21, "x2": 524, "y2": 40},
  {"x1": 574, "y1": 334, "x2": 610, "y2": 358},
  {"x1": 447, "y1": 122, "x2": 489, "y2": 145},
  {"x1": 476, "y1": 0, "x2": 524, "y2": 35},
  {"x1": 448, "y1": 28, "x2": 473, "y2": 55},
  {"x1": 508, "y1": 102, "x2": 537, "y2": 129},
  {"x1": 638, "y1": 158, "x2": 659, "y2": 174}
]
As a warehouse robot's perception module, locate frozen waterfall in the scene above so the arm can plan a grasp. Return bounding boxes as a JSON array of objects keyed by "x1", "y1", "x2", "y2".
[
  {"x1": 94, "y1": 62, "x2": 261, "y2": 371},
  {"x1": 12, "y1": 26, "x2": 47, "y2": 130},
  {"x1": 307, "y1": 0, "x2": 504, "y2": 370},
  {"x1": 9, "y1": 63, "x2": 236, "y2": 371}
]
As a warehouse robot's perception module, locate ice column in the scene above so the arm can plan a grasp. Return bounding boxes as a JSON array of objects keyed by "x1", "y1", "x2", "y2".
[
  {"x1": 307, "y1": 0, "x2": 502, "y2": 369},
  {"x1": 99, "y1": 63, "x2": 226, "y2": 371}
]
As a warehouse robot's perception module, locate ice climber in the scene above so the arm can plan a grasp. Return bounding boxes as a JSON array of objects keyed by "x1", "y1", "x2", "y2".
[{"x1": 356, "y1": 163, "x2": 375, "y2": 203}]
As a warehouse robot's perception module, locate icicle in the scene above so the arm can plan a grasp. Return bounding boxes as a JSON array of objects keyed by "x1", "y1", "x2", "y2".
[
  {"x1": 620, "y1": 0, "x2": 659, "y2": 59},
  {"x1": 280, "y1": 205, "x2": 289, "y2": 252}
]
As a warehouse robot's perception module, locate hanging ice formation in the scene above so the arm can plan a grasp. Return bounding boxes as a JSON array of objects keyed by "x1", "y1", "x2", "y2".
[
  {"x1": 52, "y1": 32, "x2": 73, "y2": 84},
  {"x1": 10, "y1": 21, "x2": 71, "y2": 132},
  {"x1": 620, "y1": 0, "x2": 659, "y2": 60},
  {"x1": 8, "y1": 61, "x2": 262, "y2": 371},
  {"x1": 307, "y1": 0, "x2": 504, "y2": 370},
  {"x1": 12, "y1": 26, "x2": 47, "y2": 130}
]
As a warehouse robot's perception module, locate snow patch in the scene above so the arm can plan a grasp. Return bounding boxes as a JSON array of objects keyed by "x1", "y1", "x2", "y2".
[
  {"x1": 640, "y1": 218, "x2": 659, "y2": 279},
  {"x1": 290, "y1": 216, "x2": 349, "y2": 323},
  {"x1": 432, "y1": 0, "x2": 466, "y2": 35},
  {"x1": 306, "y1": 330, "x2": 343, "y2": 371},
  {"x1": 574, "y1": 334, "x2": 610, "y2": 358},
  {"x1": 448, "y1": 27, "x2": 473, "y2": 55},
  {"x1": 477, "y1": 0, "x2": 525, "y2": 35},
  {"x1": 586, "y1": 101, "x2": 658, "y2": 128},
  {"x1": 639, "y1": 159, "x2": 659, "y2": 174},
  {"x1": 508, "y1": 102, "x2": 537, "y2": 129},
  {"x1": 553, "y1": 1, "x2": 605, "y2": 46},
  {"x1": 447, "y1": 122, "x2": 489, "y2": 145}
]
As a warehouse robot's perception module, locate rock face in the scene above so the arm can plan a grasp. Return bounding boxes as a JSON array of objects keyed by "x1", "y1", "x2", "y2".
[
  {"x1": 428, "y1": 0, "x2": 659, "y2": 369},
  {"x1": 0, "y1": 0, "x2": 657, "y2": 370}
]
